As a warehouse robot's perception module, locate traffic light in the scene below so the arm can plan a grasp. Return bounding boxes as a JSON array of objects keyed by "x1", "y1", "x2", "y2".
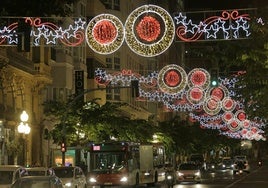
[
  {"x1": 61, "y1": 142, "x2": 67, "y2": 153},
  {"x1": 210, "y1": 68, "x2": 219, "y2": 87},
  {"x1": 17, "y1": 19, "x2": 31, "y2": 52},
  {"x1": 131, "y1": 80, "x2": 139, "y2": 97}
]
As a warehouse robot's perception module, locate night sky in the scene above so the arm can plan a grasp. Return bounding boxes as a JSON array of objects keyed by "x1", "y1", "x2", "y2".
[{"x1": 185, "y1": 0, "x2": 258, "y2": 11}]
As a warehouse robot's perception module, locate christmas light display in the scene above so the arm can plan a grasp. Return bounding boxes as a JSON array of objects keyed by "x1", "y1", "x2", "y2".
[
  {"x1": 85, "y1": 14, "x2": 124, "y2": 54},
  {"x1": 174, "y1": 10, "x2": 251, "y2": 42},
  {"x1": 124, "y1": 4, "x2": 175, "y2": 57},
  {"x1": 157, "y1": 64, "x2": 187, "y2": 94},
  {"x1": 0, "y1": 17, "x2": 86, "y2": 46},
  {"x1": 0, "y1": 8, "x2": 265, "y2": 54},
  {"x1": 94, "y1": 66, "x2": 266, "y2": 141}
]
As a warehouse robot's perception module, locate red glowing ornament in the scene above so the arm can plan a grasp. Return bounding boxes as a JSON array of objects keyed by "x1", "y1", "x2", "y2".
[
  {"x1": 222, "y1": 97, "x2": 236, "y2": 111},
  {"x1": 236, "y1": 111, "x2": 246, "y2": 121},
  {"x1": 223, "y1": 111, "x2": 233, "y2": 123},
  {"x1": 164, "y1": 70, "x2": 181, "y2": 87},
  {"x1": 190, "y1": 70, "x2": 206, "y2": 86},
  {"x1": 211, "y1": 88, "x2": 224, "y2": 101},
  {"x1": 136, "y1": 16, "x2": 161, "y2": 42},
  {"x1": 188, "y1": 87, "x2": 204, "y2": 103},
  {"x1": 158, "y1": 64, "x2": 187, "y2": 94},
  {"x1": 93, "y1": 20, "x2": 117, "y2": 44}
]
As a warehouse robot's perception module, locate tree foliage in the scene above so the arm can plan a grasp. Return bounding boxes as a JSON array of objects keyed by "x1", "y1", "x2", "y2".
[{"x1": 43, "y1": 98, "x2": 157, "y2": 146}]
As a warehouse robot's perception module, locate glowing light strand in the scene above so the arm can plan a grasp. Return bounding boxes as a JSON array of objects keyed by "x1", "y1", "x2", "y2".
[
  {"x1": 0, "y1": 17, "x2": 86, "y2": 46},
  {"x1": 174, "y1": 10, "x2": 251, "y2": 42},
  {"x1": 94, "y1": 67, "x2": 266, "y2": 141}
]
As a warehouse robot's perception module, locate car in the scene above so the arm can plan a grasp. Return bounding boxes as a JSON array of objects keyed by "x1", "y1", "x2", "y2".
[
  {"x1": 189, "y1": 154, "x2": 206, "y2": 170},
  {"x1": 11, "y1": 176, "x2": 63, "y2": 188},
  {"x1": 233, "y1": 155, "x2": 250, "y2": 174},
  {"x1": 51, "y1": 166, "x2": 87, "y2": 188},
  {"x1": 25, "y1": 167, "x2": 55, "y2": 176},
  {"x1": 218, "y1": 157, "x2": 234, "y2": 170},
  {"x1": 0, "y1": 165, "x2": 28, "y2": 188},
  {"x1": 175, "y1": 163, "x2": 202, "y2": 184}
]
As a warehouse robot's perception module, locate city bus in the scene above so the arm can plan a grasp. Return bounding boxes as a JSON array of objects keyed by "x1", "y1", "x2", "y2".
[{"x1": 86, "y1": 141, "x2": 165, "y2": 187}]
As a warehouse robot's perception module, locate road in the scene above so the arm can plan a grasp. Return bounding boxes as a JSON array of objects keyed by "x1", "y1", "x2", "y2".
[
  {"x1": 88, "y1": 162, "x2": 268, "y2": 188},
  {"x1": 152, "y1": 162, "x2": 268, "y2": 188}
]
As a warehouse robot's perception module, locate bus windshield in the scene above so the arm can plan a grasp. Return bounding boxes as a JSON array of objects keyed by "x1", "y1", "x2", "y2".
[{"x1": 91, "y1": 152, "x2": 125, "y2": 172}]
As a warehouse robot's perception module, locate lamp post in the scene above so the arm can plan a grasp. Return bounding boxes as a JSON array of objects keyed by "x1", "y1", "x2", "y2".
[{"x1": 17, "y1": 110, "x2": 30, "y2": 166}]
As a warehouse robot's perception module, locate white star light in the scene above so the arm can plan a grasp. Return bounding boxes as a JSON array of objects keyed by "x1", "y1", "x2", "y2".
[{"x1": 174, "y1": 12, "x2": 187, "y2": 25}]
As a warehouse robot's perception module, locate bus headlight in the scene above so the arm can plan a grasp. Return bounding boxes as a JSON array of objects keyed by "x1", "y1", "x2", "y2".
[
  {"x1": 120, "y1": 176, "x2": 128, "y2": 182},
  {"x1": 89, "y1": 177, "x2": 97, "y2": 183},
  {"x1": 65, "y1": 182, "x2": 72, "y2": 187}
]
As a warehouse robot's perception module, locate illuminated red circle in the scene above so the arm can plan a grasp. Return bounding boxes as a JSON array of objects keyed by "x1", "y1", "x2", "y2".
[
  {"x1": 136, "y1": 16, "x2": 161, "y2": 42},
  {"x1": 190, "y1": 71, "x2": 206, "y2": 86},
  {"x1": 243, "y1": 120, "x2": 250, "y2": 128},
  {"x1": 164, "y1": 70, "x2": 181, "y2": 87},
  {"x1": 93, "y1": 20, "x2": 117, "y2": 44},
  {"x1": 211, "y1": 88, "x2": 224, "y2": 100},
  {"x1": 189, "y1": 87, "x2": 203, "y2": 101},
  {"x1": 207, "y1": 98, "x2": 218, "y2": 110},
  {"x1": 223, "y1": 112, "x2": 233, "y2": 122},
  {"x1": 230, "y1": 120, "x2": 238, "y2": 128},
  {"x1": 237, "y1": 112, "x2": 246, "y2": 121},
  {"x1": 223, "y1": 98, "x2": 234, "y2": 110}
]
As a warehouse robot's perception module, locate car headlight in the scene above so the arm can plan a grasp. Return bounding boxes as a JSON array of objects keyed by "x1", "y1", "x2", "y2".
[
  {"x1": 120, "y1": 176, "x2": 128, "y2": 182},
  {"x1": 65, "y1": 182, "x2": 72, "y2": 187},
  {"x1": 89, "y1": 177, "x2": 97, "y2": 183},
  {"x1": 166, "y1": 175, "x2": 173, "y2": 180},
  {"x1": 222, "y1": 164, "x2": 226, "y2": 168},
  {"x1": 195, "y1": 171, "x2": 201, "y2": 176},
  {"x1": 178, "y1": 172, "x2": 184, "y2": 176}
]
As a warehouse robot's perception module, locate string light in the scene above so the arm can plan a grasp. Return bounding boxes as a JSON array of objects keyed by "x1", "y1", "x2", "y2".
[
  {"x1": 85, "y1": 14, "x2": 124, "y2": 54},
  {"x1": 94, "y1": 66, "x2": 266, "y2": 140},
  {"x1": 174, "y1": 10, "x2": 251, "y2": 42},
  {"x1": 124, "y1": 4, "x2": 175, "y2": 57}
]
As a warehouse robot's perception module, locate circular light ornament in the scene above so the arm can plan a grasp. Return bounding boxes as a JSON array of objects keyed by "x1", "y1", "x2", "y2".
[
  {"x1": 158, "y1": 64, "x2": 187, "y2": 94},
  {"x1": 86, "y1": 14, "x2": 124, "y2": 54},
  {"x1": 203, "y1": 97, "x2": 221, "y2": 116},
  {"x1": 222, "y1": 97, "x2": 236, "y2": 112},
  {"x1": 222, "y1": 111, "x2": 234, "y2": 123},
  {"x1": 187, "y1": 68, "x2": 210, "y2": 89},
  {"x1": 187, "y1": 86, "x2": 205, "y2": 104},
  {"x1": 227, "y1": 119, "x2": 241, "y2": 132},
  {"x1": 125, "y1": 4, "x2": 175, "y2": 57},
  {"x1": 235, "y1": 110, "x2": 247, "y2": 122},
  {"x1": 206, "y1": 85, "x2": 229, "y2": 101}
]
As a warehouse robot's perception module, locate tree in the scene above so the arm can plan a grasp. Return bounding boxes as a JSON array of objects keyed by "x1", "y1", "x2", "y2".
[
  {"x1": 0, "y1": 0, "x2": 78, "y2": 17},
  {"x1": 43, "y1": 98, "x2": 157, "y2": 146}
]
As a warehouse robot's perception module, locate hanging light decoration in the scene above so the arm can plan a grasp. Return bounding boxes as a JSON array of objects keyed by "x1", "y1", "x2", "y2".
[
  {"x1": 124, "y1": 4, "x2": 175, "y2": 57},
  {"x1": 157, "y1": 64, "x2": 187, "y2": 94},
  {"x1": 187, "y1": 68, "x2": 210, "y2": 89},
  {"x1": 86, "y1": 14, "x2": 124, "y2": 54}
]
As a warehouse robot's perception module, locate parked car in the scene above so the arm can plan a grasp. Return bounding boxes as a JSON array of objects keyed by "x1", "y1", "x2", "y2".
[
  {"x1": 51, "y1": 166, "x2": 87, "y2": 188},
  {"x1": 11, "y1": 176, "x2": 63, "y2": 188},
  {"x1": 0, "y1": 165, "x2": 28, "y2": 188},
  {"x1": 175, "y1": 163, "x2": 202, "y2": 184},
  {"x1": 26, "y1": 167, "x2": 54, "y2": 176}
]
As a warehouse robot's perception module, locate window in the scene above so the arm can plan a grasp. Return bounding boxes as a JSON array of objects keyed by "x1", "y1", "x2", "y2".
[{"x1": 101, "y1": 0, "x2": 120, "y2": 11}]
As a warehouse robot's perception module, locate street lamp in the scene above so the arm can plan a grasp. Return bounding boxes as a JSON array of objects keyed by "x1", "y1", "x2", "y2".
[{"x1": 17, "y1": 110, "x2": 30, "y2": 166}]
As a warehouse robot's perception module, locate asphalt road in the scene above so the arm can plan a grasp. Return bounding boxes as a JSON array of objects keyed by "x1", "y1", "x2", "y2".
[{"x1": 153, "y1": 162, "x2": 268, "y2": 188}]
